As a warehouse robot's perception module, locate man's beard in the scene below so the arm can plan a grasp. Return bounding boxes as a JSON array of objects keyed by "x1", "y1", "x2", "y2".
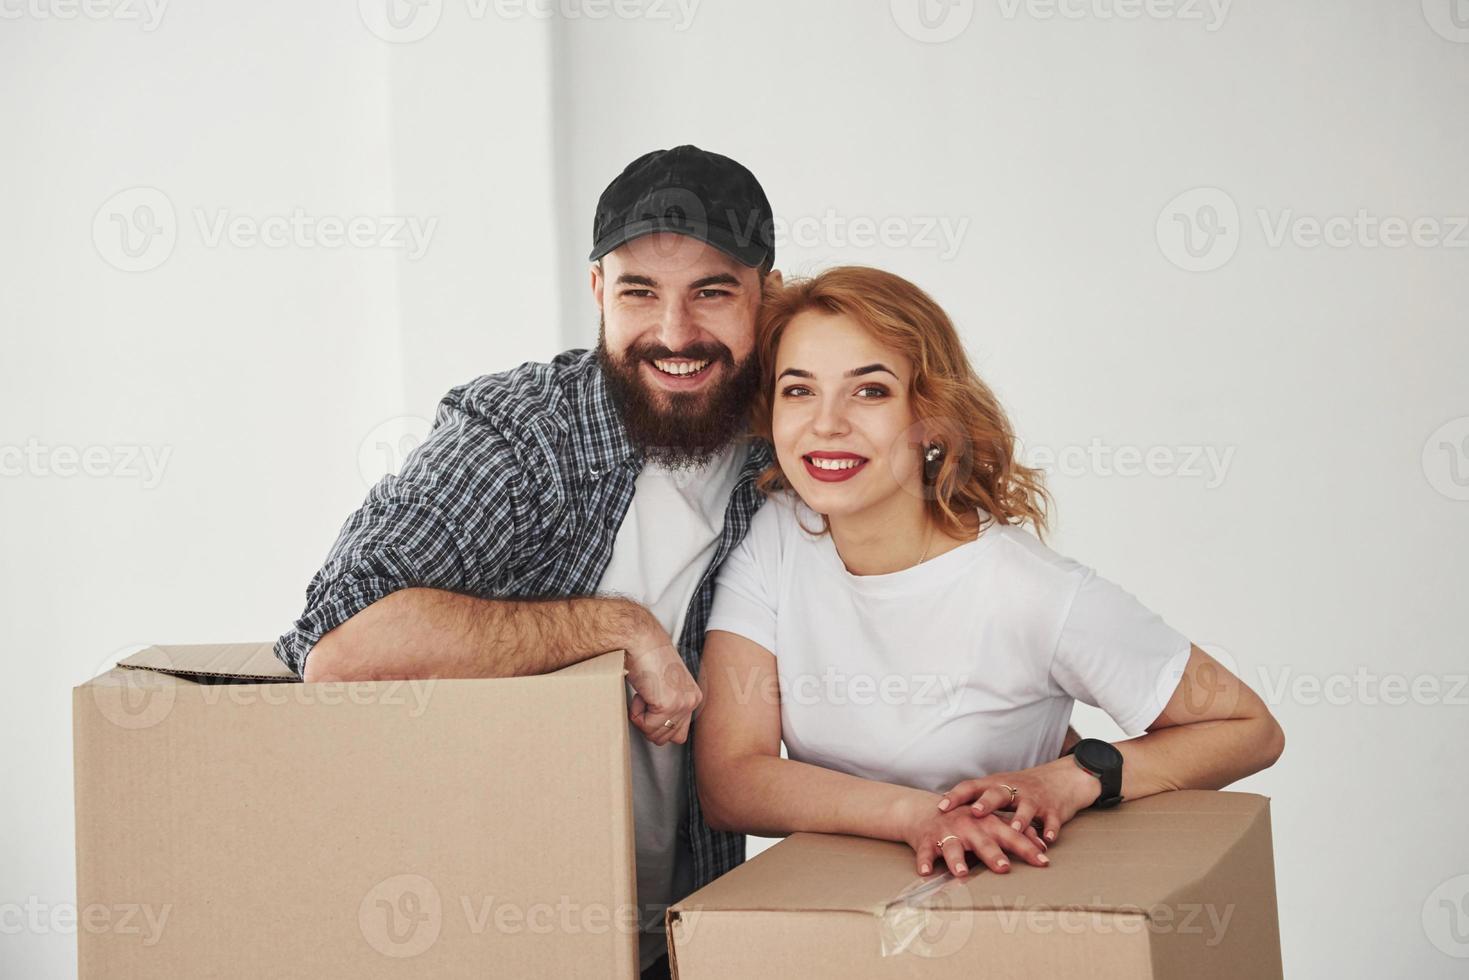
[{"x1": 596, "y1": 318, "x2": 761, "y2": 470}]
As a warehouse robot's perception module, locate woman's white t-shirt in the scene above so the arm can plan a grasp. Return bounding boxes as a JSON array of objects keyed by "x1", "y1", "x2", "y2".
[{"x1": 705, "y1": 492, "x2": 1192, "y2": 794}]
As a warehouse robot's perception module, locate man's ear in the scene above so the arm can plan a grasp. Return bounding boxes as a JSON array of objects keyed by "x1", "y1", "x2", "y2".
[
  {"x1": 589, "y1": 262, "x2": 604, "y2": 310},
  {"x1": 765, "y1": 267, "x2": 784, "y2": 290}
]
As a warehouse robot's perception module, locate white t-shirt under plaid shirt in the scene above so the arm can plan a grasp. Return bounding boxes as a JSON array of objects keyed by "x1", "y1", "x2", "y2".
[{"x1": 704, "y1": 491, "x2": 1193, "y2": 793}]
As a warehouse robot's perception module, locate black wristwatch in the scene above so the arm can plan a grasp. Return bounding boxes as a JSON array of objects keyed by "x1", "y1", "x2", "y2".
[{"x1": 1067, "y1": 738, "x2": 1124, "y2": 809}]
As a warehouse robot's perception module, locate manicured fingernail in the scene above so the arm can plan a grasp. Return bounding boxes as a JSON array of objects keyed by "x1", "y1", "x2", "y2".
[
  {"x1": 996, "y1": 859, "x2": 1009, "y2": 869},
  {"x1": 937, "y1": 798, "x2": 950, "y2": 811},
  {"x1": 1037, "y1": 854, "x2": 1049, "y2": 865},
  {"x1": 972, "y1": 805, "x2": 985, "y2": 815},
  {"x1": 920, "y1": 864, "x2": 931, "y2": 874},
  {"x1": 956, "y1": 865, "x2": 968, "y2": 875},
  {"x1": 1011, "y1": 820, "x2": 1022, "y2": 831},
  {"x1": 1045, "y1": 831, "x2": 1056, "y2": 841}
]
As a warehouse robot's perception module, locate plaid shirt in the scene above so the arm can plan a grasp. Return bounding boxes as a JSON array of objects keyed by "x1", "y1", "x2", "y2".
[{"x1": 276, "y1": 347, "x2": 773, "y2": 892}]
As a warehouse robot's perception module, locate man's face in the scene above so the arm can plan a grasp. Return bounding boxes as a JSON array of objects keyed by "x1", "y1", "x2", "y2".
[{"x1": 592, "y1": 233, "x2": 768, "y2": 467}]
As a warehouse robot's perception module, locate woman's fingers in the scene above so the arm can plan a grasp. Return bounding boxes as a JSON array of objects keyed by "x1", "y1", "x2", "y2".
[
  {"x1": 982, "y1": 816, "x2": 1049, "y2": 867},
  {"x1": 915, "y1": 840, "x2": 938, "y2": 876},
  {"x1": 1024, "y1": 825, "x2": 1049, "y2": 852},
  {"x1": 939, "y1": 836, "x2": 970, "y2": 877},
  {"x1": 1042, "y1": 811, "x2": 1062, "y2": 844},
  {"x1": 961, "y1": 828, "x2": 1011, "y2": 874},
  {"x1": 970, "y1": 784, "x2": 1013, "y2": 817},
  {"x1": 939, "y1": 779, "x2": 988, "y2": 810},
  {"x1": 1012, "y1": 798, "x2": 1039, "y2": 834}
]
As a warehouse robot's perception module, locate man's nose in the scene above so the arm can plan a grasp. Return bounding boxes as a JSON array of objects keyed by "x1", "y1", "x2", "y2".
[{"x1": 655, "y1": 299, "x2": 699, "y2": 353}]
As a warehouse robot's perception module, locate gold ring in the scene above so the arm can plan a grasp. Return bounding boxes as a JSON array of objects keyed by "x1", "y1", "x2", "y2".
[
  {"x1": 1000, "y1": 783, "x2": 1018, "y2": 804},
  {"x1": 662, "y1": 719, "x2": 676, "y2": 729},
  {"x1": 936, "y1": 834, "x2": 960, "y2": 848}
]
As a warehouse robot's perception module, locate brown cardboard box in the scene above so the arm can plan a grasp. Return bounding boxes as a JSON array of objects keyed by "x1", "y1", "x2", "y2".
[
  {"x1": 73, "y1": 642, "x2": 640, "y2": 979},
  {"x1": 667, "y1": 790, "x2": 1281, "y2": 979}
]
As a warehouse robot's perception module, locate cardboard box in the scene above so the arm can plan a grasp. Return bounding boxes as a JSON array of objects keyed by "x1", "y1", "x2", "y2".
[
  {"x1": 667, "y1": 791, "x2": 1281, "y2": 979},
  {"x1": 73, "y1": 642, "x2": 640, "y2": 979}
]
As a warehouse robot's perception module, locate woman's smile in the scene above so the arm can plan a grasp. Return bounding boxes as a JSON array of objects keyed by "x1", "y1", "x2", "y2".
[{"x1": 801, "y1": 451, "x2": 870, "y2": 482}]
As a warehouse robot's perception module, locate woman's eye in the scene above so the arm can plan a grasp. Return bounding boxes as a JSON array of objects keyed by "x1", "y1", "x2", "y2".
[
  {"x1": 856, "y1": 385, "x2": 889, "y2": 398},
  {"x1": 780, "y1": 385, "x2": 811, "y2": 398}
]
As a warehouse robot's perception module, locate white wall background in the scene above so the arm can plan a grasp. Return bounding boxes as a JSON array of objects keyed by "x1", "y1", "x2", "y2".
[{"x1": 3, "y1": 1, "x2": 1467, "y2": 976}]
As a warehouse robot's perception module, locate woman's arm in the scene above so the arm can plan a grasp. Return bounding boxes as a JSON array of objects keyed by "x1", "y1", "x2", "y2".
[
  {"x1": 943, "y1": 644, "x2": 1285, "y2": 835},
  {"x1": 694, "y1": 629, "x2": 935, "y2": 840},
  {"x1": 1111, "y1": 642, "x2": 1286, "y2": 797},
  {"x1": 695, "y1": 629, "x2": 1049, "y2": 876}
]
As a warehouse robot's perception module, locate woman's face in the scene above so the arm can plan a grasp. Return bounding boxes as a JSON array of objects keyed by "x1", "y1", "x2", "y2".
[{"x1": 771, "y1": 310, "x2": 924, "y2": 520}]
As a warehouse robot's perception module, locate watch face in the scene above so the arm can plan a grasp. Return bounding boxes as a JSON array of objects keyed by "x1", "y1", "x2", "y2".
[{"x1": 1077, "y1": 739, "x2": 1122, "y2": 772}]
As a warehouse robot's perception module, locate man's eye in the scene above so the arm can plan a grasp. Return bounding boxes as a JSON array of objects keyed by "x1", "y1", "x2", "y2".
[
  {"x1": 621, "y1": 289, "x2": 655, "y2": 298},
  {"x1": 696, "y1": 289, "x2": 732, "y2": 299}
]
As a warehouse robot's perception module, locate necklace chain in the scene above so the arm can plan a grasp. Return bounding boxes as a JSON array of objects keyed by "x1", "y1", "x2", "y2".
[{"x1": 917, "y1": 519, "x2": 936, "y2": 565}]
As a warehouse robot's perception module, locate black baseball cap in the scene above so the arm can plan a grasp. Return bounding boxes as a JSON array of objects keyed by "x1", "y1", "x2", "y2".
[{"x1": 588, "y1": 145, "x2": 774, "y2": 269}]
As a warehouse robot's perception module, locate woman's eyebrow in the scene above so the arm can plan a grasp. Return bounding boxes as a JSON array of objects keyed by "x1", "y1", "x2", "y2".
[{"x1": 776, "y1": 364, "x2": 899, "y2": 381}]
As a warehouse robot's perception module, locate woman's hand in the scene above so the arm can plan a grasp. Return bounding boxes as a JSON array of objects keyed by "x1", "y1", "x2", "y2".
[
  {"x1": 902, "y1": 798, "x2": 1050, "y2": 878},
  {"x1": 937, "y1": 757, "x2": 1099, "y2": 845}
]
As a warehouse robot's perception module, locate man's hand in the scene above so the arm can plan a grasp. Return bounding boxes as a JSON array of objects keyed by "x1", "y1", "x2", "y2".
[{"x1": 624, "y1": 626, "x2": 702, "y2": 746}]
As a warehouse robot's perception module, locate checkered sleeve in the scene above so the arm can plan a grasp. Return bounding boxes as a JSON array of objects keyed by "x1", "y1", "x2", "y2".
[{"x1": 273, "y1": 396, "x2": 529, "y2": 677}]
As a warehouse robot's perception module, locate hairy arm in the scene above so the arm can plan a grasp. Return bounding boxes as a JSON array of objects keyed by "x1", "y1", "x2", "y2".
[{"x1": 304, "y1": 588, "x2": 653, "y2": 682}]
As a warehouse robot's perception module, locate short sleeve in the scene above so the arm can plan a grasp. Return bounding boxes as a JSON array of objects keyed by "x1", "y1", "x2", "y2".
[
  {"x1": 1047, "y1": 568, "x2": 1193, "y2": 736},
  {"x1": 705, "y1": 495, "x2": 787, "y2": 655}
]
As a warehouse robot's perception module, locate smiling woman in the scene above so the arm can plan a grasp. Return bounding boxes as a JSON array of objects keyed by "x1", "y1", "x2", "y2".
[
  {"x1": 750, "y1": 266, "x2": 1051, "y2": 558},
  {"x1": 692, "y1": 266, "x2": 1284, "y2": 881}
]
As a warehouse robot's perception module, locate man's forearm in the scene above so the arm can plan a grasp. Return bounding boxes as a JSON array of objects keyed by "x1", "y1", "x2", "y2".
[{"x1": 302, "y1": 587, "x2": 654, "y2": 682}]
